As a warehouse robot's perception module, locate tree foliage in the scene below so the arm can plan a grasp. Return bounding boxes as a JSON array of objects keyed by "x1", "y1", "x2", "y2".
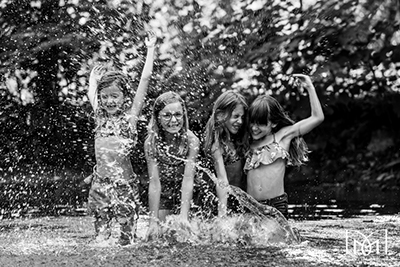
[{"x1": 0, "y1": 0, "x2": 399, "y2": 215}]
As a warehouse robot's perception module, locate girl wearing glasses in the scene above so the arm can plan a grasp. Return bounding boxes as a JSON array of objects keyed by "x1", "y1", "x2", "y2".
[
  {"x1": 144, "y1": 91, "x2": 200, "y2": 239},
  {"x1": 86, "y1": 32, "x2": 156, "y2": 246},
  {"x1": 204, "y1": 91, "x2": 248, "y2": 217}
]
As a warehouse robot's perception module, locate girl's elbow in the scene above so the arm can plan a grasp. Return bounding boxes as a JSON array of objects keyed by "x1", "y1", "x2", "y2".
[{"x1": 318, "y1": 114, "x2": 325, "y2": 124}]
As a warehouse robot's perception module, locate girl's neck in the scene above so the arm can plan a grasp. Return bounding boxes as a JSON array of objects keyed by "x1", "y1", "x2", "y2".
[{"x1": 252, "y1": 132, "x2": 274, "y2": 147}]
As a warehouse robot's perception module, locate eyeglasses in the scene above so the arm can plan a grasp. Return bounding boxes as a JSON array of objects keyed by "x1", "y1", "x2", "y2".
[{"x1": 160, "y1": 112, "x2": 184, "y2": 122}]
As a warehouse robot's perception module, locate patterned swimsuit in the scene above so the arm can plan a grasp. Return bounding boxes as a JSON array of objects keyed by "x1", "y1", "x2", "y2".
[
  {"x1": 154, "y1": 138, "x2": 189, "y2": 211},
  {"x1": 221, "y1": 140, "x2": 246, "y2": 190},
  {"x1": 244, "y1": 135, "x2": 292, "y2": 218},
  {"x1": 244, "y1": 141, "x2": 291, "y2": 172},
  {"x1": 88, "y1": 114, "x2": 140, "y2": 235}
]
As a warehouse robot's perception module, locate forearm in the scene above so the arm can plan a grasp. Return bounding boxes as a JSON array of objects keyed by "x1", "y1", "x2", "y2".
[
  {"x1": 148, "y1": 180, "x2": 161, "y2": 223},
  {"x1": 180, "y1": 174, "x2": 194, "y2": 219},
  {"x1": 140, "y1": 46, "x2": 155, "y2": 81},
  {"x1": 215, "y1": 177, "x2": 229, "y2": 217}
]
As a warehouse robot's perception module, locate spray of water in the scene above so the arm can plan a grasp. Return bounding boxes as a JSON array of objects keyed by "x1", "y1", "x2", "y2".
[{"x1": 164, "y1": 149, "x2": 301, "y2": 244}]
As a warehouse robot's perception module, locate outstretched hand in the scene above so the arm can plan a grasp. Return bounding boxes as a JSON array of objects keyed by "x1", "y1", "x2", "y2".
[
  {"x1": 145, "y1": 31, "x2": 157, "y2": 48},
  {"x1": 292, "y1": 73, "x2": 314, "y2": 93},
  {"x1": 145, "y1": 221, "x2": 160, "y2": 241},
  {"x1": 89, "y1": 64, "x2": 106, "y2": 85}
]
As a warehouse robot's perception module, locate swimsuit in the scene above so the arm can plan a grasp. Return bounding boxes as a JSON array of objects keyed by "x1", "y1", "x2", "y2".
[
  {"x1": 244, "y1": 135, "x2": 292, "y2": 218},
  {"x1": 154, "y1": 138, "x2": 189, "y2": 211},
  {"x1": 88, "y1": 114, "x2": 140, "y2": 240},
  {"x1": 244, "y1": 135, "x2": 291, "y2": 172},
  {"x1": 221, "y1": 141, "x2": 246, "y2": 190},
  {"x1": 258, "y1": 193, "x2": 289, "y2": 219},
  {"x1": 220, "y1": 140, "x2": 246, "y2": 212}
]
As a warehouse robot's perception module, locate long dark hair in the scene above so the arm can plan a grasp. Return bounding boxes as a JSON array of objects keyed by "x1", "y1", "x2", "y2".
[
  {"x1": 248, "y1": 94, "x2": 309, "y2": 166},
  {"x1": 146, "y1": 91, "x2": 189, "y2": 159},
  {"x1": 204, "y1": 91, "x2": 248, "y2": 156}
]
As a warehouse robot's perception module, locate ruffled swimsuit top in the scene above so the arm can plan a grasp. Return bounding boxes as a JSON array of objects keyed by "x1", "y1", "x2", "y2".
[{"x1": 244, "y1": 134, "x2": 292, "y2": 172}]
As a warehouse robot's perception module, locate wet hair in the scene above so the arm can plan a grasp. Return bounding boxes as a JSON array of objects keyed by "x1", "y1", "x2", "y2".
[
  {"x1": 204, "y1": 91, "x2": 248, "y2": 156},
  {"x1": 248, "y1": 94, "x2": 309, "y2": 166},
  {"x1": 96, "y1": 70, "x2": 134, "y2": 116},
  {"x1": 146, "y1": 91, "x2": 189, "y2": 158}
]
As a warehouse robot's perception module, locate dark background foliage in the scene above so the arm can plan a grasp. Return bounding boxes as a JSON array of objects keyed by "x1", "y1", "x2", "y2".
[{"x1": 0, "y1": 0, "x2": 399, "y2": 217}]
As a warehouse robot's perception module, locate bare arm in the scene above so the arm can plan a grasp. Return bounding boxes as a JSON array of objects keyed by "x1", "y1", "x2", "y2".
[
  {"x1": 145, "y1": 140, "x2": 161, "y2": 225},
  {"x1": 128, "y1": 31, "x2": 156, "y2": 126},
  {"x1": 211, "y1": 144, "x2": 229, "y2": 217},
  {"x1": 87, "y1": 65, "x2": 106, "y2": 111},
  {"x1": 180, "y1": 131, "x2": 200, "y2": 220},
  {"x1": 281, "y1": 74, "x2": 324, "y2": 142}
]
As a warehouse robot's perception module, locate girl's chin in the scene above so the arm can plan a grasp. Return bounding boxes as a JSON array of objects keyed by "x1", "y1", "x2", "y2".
[
  {"x1": 229, "y1": 129, "x2": 239, "y2": 134},
  {"x1": 165, "y1": 127, "x2": 182, "y2": 134},
  {"x1": 105, "y1": 108, "x2": 120, "y2": 114}
]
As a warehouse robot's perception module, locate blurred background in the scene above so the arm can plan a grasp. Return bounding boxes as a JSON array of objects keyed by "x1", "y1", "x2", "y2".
[{"x1": 0, "y1": 0, "x2": 399, "y2": 219}]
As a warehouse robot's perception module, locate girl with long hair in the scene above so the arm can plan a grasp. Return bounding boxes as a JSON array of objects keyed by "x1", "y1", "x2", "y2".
[
  {"x1": 244, "y1": 74, "x2": 324, "y2": 218},
  {"x1": 203, "y1": 91, "x2": 248, "y2": 217},
  {"x1": 145, "y1": 91, "x2": 200, "y2": 239}
]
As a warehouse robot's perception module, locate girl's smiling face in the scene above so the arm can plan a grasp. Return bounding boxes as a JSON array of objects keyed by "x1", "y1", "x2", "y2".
[
  {"x1": 224, "y1": 104, "x2": 245, "y2": 135},
  {"x1": 159, "y1": 102, "x2": 184, "y2": 134},
  {"x1": 250, "y1": 121, "x2": 273, "y2": 140},
  {"x1": 99, "y1": 83, "x2": 124, "y2": 115}
]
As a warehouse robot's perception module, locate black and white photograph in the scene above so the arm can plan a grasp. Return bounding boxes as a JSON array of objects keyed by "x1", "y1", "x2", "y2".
[{"x1": 0, "y1": 0, "x2": 399, "y2": 266}]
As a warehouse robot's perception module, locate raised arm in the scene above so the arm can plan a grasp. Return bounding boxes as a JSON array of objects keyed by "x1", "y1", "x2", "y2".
[
  {"x1": 144, "y1": 139, "x2": 161, "y2": 240},
  {"x1": 128, "y1": 31, "x2": 157, "y2": 126},
  {"x1": 87, "y1": 65, "x2": 106, "y2": 111},
  {"x1": 179, "y1": 131, "x2": 200, "y2": 221},
  {"x1": 211, "y1": 143, "x2": 229, "y2": 218},
  {"x1": 282, "y1": 74, "x2": 324, "y2": 141}
]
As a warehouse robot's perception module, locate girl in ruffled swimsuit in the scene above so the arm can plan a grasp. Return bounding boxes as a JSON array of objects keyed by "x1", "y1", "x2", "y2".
[
  {"x1": 145, "y1": 92, "x2": 200, "y2": 239},
  {"x1": 86, "y1": 32, "x2": 156, "y2": 245},
  {"x1": 244, "y1": 74, "x2": 324, "y2": 218},
  {"x1": 204, "y1": 91, "x2": 248, "y2": 217}
]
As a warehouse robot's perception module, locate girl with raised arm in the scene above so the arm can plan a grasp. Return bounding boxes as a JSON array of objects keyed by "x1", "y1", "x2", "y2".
[
  {"x1": 245, "y1": 74, "x2": 324, "y2": 218},
  {"x1": 86, "y1": 32, "x2": 156, "y2": 246}
]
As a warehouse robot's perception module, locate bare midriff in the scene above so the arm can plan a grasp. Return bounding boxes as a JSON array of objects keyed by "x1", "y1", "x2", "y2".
[{"x1": 246, "y1": 158, "x2": 286, "y2": 201}]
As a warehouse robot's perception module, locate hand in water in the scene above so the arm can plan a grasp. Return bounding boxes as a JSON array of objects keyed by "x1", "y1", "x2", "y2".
[
  {"x1": 177, "y1": 214, "x2": 192, "y2": 233},
  {"x1": 145, "y1": 221, "x2": 160, "y2": 241},
  {"x1": 145, "y1": 31, "x2": 157, "y2": 48}
]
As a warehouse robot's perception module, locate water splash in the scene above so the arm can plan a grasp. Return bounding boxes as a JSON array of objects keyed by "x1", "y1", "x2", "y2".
[{"x1": 165, "y1": 150, "x2": 301, "y2": 244}]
